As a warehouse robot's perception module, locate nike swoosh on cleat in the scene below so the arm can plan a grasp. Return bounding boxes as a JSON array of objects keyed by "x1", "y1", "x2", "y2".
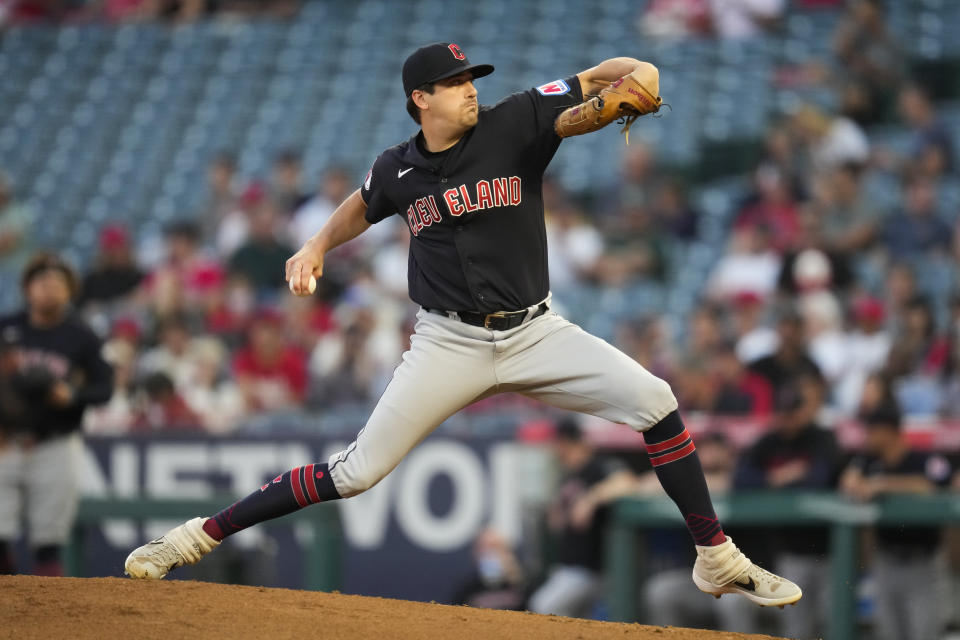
[
  {"x1": 398, "y1": 168, "x2": 414, "y2": 178},
  {"x1": 736, "y1": 576, "x2": 757, "y2": 592}
]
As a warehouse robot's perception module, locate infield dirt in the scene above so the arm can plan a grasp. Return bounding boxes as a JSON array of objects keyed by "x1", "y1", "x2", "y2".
[{"x1": 0, "y1": 575, "x2": 785, "y2": 639}]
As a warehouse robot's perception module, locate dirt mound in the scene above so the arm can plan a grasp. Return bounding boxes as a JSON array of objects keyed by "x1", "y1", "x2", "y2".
[{"x1": 0, "y1": 576, "x2": 782, "y2": 639}]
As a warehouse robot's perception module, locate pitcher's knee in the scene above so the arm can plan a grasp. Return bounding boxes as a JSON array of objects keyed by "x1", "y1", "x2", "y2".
[
  {"x1": 334, "y1": 468, "x2": 386, "y2": 498},
  {"x1": 327, "y1": 454, "x2": 391, "y2": 499},
  {"x1": 630, "y1": 377, "x2": 678, "y2": 430},
  {"x1": 650, "y1": 377, "x2": 678, "y2": 413}
]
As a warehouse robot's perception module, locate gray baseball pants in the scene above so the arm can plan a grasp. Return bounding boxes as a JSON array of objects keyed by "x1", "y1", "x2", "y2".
[
  {"x1": 873, "y1": 548, "x2": 943, "y2": 640},
  {"x1": 528, "y1": 565, "x2": 602, "y2": 617},
  {"x1": 0, "y1": 432, "x2": 83, "y2": 546},
  {"x1": 328, "y1": 306, "x2": 678, "y2": 498}
]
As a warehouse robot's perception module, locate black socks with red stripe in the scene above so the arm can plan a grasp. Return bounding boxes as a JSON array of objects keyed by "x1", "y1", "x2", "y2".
[
  {"x1": 198, "y1": 415, "x2": 723, "y2": 547},
  {"x1": 643, "y1": 410, "x2": 726, "y2": 547},
  {"x1": 202, "y1": 463, "x2": 341, "y2": 541}
]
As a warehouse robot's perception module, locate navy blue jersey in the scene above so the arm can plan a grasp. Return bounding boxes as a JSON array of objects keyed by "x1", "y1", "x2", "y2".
[
  {"x1": 850, "y1": 450, "x2": 952, "y2": 551},
  {"x1": 360, "y1": 77, "x2": 583, "y2": 313},
  {"x1": 0, "y1": 311, "x2": 112, "y2": 439}
]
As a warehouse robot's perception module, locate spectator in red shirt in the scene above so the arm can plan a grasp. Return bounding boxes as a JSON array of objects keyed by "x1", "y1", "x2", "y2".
[
  {"x1": 734, "y1": 166, "x2": 801, "y2": 254},
  {"x1": 886, "y1": 295, "x2": 949, "y2": 379},
  {"x1": 710, "y1": 343, "x2": 773, "y2": 416},
  {"x1": 131, "y1": 372, "x2": 202, "y2": 432},
  {"x1": 189, "y1": 263, "x2": 252, "y2": 346},
  {"x1": 144, "y1": 221, "x2": 222, "y2": 319},
  {"x1": 233, "y1": 308, "x2": 307, "y2": 412},
  {"x1": 281, "y1": 292, "x2": 337, "y2": 355}
]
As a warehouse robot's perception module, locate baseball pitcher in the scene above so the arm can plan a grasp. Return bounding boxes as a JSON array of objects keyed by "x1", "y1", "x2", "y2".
[{"x1": 126, "y1": 43, "x2": 802, "y2": 609}]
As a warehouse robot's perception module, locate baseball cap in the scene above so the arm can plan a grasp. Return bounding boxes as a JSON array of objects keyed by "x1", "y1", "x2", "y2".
[
  {"x1": 731, "y1": 291, "x2": 762, "y2": 308},
  {"x1": 111, "y1": 316, "x2": 142, "y2": 342},
  {"x1": 99, "y1": 224, "x2": 130, "y2": 250},
  {"x1": 402, "y1": 42, "x2": 494, "y2": 97},
  {"x1": 852, "y1": 296, "x2": 885, "y2": 324},
  {"x1": 240, "y1": 182, "x2": 266, "y2": 207},
  {"x1": 189, "y1": 263, "x2": 226, "y2": 291},
  {"x1": 554, "y1": 417, "x2": 584, "y2": 442}
]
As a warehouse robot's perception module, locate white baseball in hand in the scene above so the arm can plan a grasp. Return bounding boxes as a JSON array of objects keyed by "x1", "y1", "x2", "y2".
[{"x1": 289, "y1": 274, "x2": 316, "y2": 296}]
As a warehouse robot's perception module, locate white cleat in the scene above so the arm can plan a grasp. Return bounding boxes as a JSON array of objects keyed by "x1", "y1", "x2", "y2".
[
  {"x1": 124, "y1": 517, "x2": 220, "y2": 580},
  {"x1": 692, "y1": 536, "x2": 802, "y2": 607}
]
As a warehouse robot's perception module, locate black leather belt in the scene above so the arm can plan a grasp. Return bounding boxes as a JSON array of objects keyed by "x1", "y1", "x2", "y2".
[{"x1": 424, "y1": 301, "x2": 549, "y2": 330}]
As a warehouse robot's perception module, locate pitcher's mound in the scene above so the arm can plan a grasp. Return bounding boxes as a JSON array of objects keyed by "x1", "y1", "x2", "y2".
[{"x1": 0, "y1": 575, "x2": 784, "y2": 639}]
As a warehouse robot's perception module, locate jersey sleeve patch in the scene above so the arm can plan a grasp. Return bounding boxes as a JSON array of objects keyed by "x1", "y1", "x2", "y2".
[
  {"x1": 536, "y1": 79, "x2": 570, "y2": 96},
  {"x1": 360, "y1": 166, "x2": 374, "y2": 206}
]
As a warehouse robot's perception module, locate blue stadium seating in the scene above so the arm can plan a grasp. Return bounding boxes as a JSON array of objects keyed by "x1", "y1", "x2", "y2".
[{"x1": 0, "y1": 0, "x2": 957, "y2": 318}]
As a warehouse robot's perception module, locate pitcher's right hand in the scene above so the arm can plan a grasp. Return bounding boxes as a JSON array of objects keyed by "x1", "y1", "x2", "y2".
[{"x1": 285, "y1": 244, "x2": 324, "y2": 296}]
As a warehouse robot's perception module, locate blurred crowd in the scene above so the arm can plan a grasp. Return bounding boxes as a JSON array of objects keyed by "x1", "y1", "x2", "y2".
[
  {"x1": 0, "y1": 0, "x2": 959, "y2": 635},
  {"x1": 2, "y1": 150, "x2": 414, "y2": 433},
  {"x1": 0, "y1": 0, "x2": 956, "y2": 435},
  {"x1": 617, "y1": 0, "x2": 960, "y2": 423},
  {"x1": 458, "y1": 404, "x2": 958, "y2": 639},
  {"x1": 0, "y1": 0, "x2": 299, "y2": 26}
]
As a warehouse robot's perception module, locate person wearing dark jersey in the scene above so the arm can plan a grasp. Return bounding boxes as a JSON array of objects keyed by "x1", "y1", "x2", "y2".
[
  {"x1": 0, "y1": 252, "x2": 113, "y2": 575},
  {"x1": 840, "y1": 402, "x2": 953, "y2": 640},
  {"x1": 733, "y1": 377, "x2": 841, "y2": 639},
  {"x1": 528, "y1": 418, "x2": 636, "y2": 617},
  {"x1": 126, "y1": 43, "x2": 802, "y2": 609}
]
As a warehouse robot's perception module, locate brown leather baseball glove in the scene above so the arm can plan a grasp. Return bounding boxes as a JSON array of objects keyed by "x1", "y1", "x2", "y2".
[{"x1": 554, "y1": 63, "x2": 662, "y2": 143}]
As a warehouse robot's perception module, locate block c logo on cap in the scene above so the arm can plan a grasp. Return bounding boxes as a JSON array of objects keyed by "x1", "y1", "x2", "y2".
[{"x1": 448, "y1": 43, "x2": 465, "y2": 60}]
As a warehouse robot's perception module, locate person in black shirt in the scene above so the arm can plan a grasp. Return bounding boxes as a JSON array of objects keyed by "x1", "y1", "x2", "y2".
[
  {"x1": 748, "y1": 311, "x2": 822, "y2": 395},
  {"x1": 77, "y1": 224, "x2": 144, "y2": 310},
  {"x1": 840, "y1": 402, "x2": 952, "y2": 640},
  {"x1": 528, "y1": 419, "x2": 634, "y2": 617},
  {"x1": 0, "y1": 253, "x2": 112, "y2": 575},
  {"x1": 228, "y1": 202, "x2": 295, "y2": 295},
  {"x1": 127, "y1": 44, "x2": 801, "y2": 610},
  {"x1": 734, "y1": 378, "x2": 840, "y2": 640}
]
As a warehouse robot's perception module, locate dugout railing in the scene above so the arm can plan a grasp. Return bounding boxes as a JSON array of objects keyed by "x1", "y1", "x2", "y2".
[
  {"x1": 606, "y1": 491, "x2": 960, "y2": 640},
  {"x1": 67, "y1": 492, "x2": 959, "y2": 639},
  {"x1": 66, "y1": 497, "x2": 341, "y2": 591}
]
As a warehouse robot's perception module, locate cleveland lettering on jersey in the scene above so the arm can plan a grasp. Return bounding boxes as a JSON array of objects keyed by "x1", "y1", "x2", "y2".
[
  {"x1": 444, "y1": 176, "x2": 521, "y2": 218},
  {"x1": 406, "y1": 195, "x2": 443, "y2": 236},
  {"x1": 405, "y1": 177, "x2": 522, "y2": 236},
  {"x1": 360, "y1": 75, "x2": 583, "y2": 312}
]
